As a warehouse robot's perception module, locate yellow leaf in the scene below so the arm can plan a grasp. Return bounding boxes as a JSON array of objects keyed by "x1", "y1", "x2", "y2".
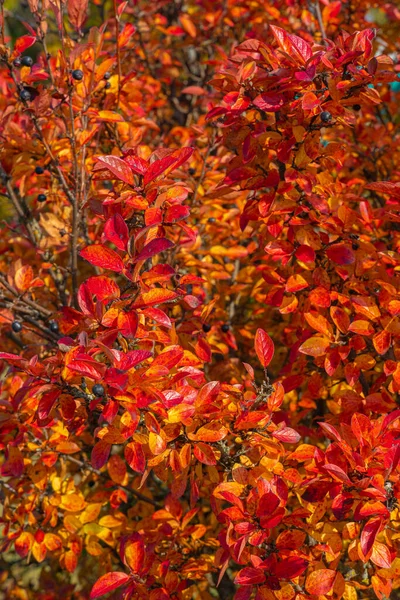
[
  {"x1": 60, "y1": 493, "x2": 86, "y2": 512},
  {"x1": 96, "y1": 110, "x2": 125, "y2": 122}
]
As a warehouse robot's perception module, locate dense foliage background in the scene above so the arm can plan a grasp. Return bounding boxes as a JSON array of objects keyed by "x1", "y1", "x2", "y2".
[{"x1": 1, "y1": 1, "x2": 400, "y2": 599}]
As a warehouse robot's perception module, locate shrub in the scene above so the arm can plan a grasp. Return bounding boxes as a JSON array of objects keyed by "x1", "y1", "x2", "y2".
[{"x1": 1, "y1": 1, "x2": 400, "y2": 599}]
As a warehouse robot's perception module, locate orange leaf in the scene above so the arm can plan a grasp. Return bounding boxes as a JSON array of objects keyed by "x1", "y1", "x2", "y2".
[
  {"x1": 299, "y1": 336, "x2": 330, "y2": 357},
  {"x1": 348, "y1": 320, "x2": 375, "y2": 335},
  {"x1": 305, "y1": 569, "x2": 336, "y2": 595},
  {"x1": 124, "y1": 534, "x2": 145, "y2": 574},
  {"x1": 67, "y1": 0, "x2": 89, "y2": 31},
  {"x1": 304, "y1": 311, "x2": 333, "y2": 338},
  {"x1": 15, "y1": 532, "x2": 34, "y2": 557},
  {"x1": 179, "y1": 14, "x2": 196, "y2": 38},
  {"x1": 107, "y1": 454, "x2": 127, "y2": 484},
  {"x1": 213, "y1": 481, "x2": 244, "y2": 499},
  {"x1": 194, "y1": 422, "x2": 228, "y2": 442},
  {"x1": 14, "y1": 265, "x2": 34, "y2": 292},
  {"x1": 370, "y1": 542, "x2": 392, "y2": 569},
  {"x1": 373, "y1": 330, "x2": 391, "y2": 355},
  {"x1": 149, "y1": 432, "x2": 167, "y2": 455},
  {"x1": 132, "y1": 288, "x2": 178, "y2": 308}
]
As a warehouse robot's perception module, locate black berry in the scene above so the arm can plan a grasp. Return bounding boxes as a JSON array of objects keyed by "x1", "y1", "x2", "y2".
[
  {"x1": 221, "y1": 324, "x2": 230, "y2": 333},
  {"x1": 320, "y1": 111, "x2": 332, "y2": 123},
  {"x1": 37, "y1": 194, "x2": 47, "y2": 202},
  {"x1": 188, "y1": 168, "x2": 196, "y2": 175},
  {"x1": 11, "y1": 321, "x2": 22, "y2": 333},
  {"x1": 21, "y1": 56, "x2": 33, "y2": 67},
  {"x1": 92, "y1": 384, "x2": 105, "y2": 396},
  {"x1": 186, "y1": 284, "x2": 193, "y2": 295},
  {"x1": 19, "y1": 89, "x2": 32, "y2": 102},
  {"x1": 202, "y1": 323, "x2": 211, "y2": 333},
  {"x1": 103, "y1": 71, "x2": 111, "y2": 80},
  {"x1": 35, "y1": 166, "x2": 44, "y2": 175},
  {"x1": 13, "y1": 58, "x2": 22, "y2": 67},
  {"x1": 49, "y1": 321, "x2": 59, "y2": 333},
  {"x1": 105, "y1": 82, "x2": 111, "y2": 89},
  {"x1": 208, "y1": 217, "x2": 216, "y2": 223},
  {"x1": 72, "y1": 69, "x2": 83, "y2": 81},
  {"x1": 352, "y1": 104, "x2": 361, "y2": 111}
]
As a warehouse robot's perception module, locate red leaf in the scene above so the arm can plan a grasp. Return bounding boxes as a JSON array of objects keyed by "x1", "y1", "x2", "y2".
[
  {"x1": 117, "y1": 311, "x2": 138, "y2": 339},
  {"x1": 253, "y1": 93, "x2": 283, "y2": 112},
  {"x1": 37, "y1": 389, "x2": 61, "y2": 420},
  {"x1": 193, "y1": 442, "x2": 217, "y2": 465},
  {"x1": 103, "y1": 215, "x2": 129, "y2": 251},
  {"x1": 272, "y1": 427, "x2": 300, "y2": 444},
  {"x1": 164, "y1": 205, "x2": 190, "y2": 223},
  {"x1": 77, "y1": 281, "x2": 95, "y2": 316},
  {"x1": 67, "y1": 0, "x2": 89, "y2": 31},
  {"x1": 234, "y1": 567, "x2": 266, "y2": 586},
  {"x1": 326, "y1": 244, "x2": 355, "y2": 265},
  {"x1": 125, "y1": 442, "x2": 146, "y2": 473},
  {"x1": 143, "y1": 148, "x2": 193, "y2": 186},
  {"x1": 133, "y1": 238, "x2": 174, "y2": 263},
  {"x1": 80, "y1": 245, "x2": 124, "y2": 272},
  {"x1": 169, "y1": 147, "x2": 194, "y2": 171},
  {"x1": 85, "y1": 276, "x2": 120, "y2": 302},
  {"x1": 273, "y1": 557, "x2": 308, "y2": 579},
  {"x1": 95, "y1": 155, "x2": 135, "y2": 185},
  {"x1": 270, "y1": 25, "x2": 312, "y2": 64},
  {"x1": 124, "y1": 154, "x2": 148, "y2": 175},
  {"x1": 91, "y1": 440, "x2": 111, "y2": 469},
  {"x1": 366, "y1": 181, "x2": 400, "y2": 197},
  {"x1": 254, "y1": 328, "x2": 274, "y2": 368},
  {"x1": 67, "y1": 358, "x2": 106, "y2": 380},
  {"x1": 257, "y1": 492, "x2": 279, "y2": 516},
  {"x1": 194, "y1": 337, "x2": 212, "y2": 362},
  {"x1": 360, "y1": 518, "x2": 382, "y2": 557},
  {"x1": 90, "y1": 572, "x2": 130, "y2": 599},
  {"x1": 295, "y1": 244, "x2": 315, "y2": 263},
  {"x1": 323, "y1": 463, "x2": 351, "y2": 483},
  {"x1": 142, "y1": 308, "x2": 172, "y2": 328},
  {"x1": 0, "y1": 352, "x2": 25, "y2": 363},
  {"x1": 181, "y1": 86, "x2": 206, "y2": 95},
  {"x1": 143, "y1": 155, "x2": 178, "y2": 186},
  {"x1": 15, "y1": 35, "x2": 36, "y2": 54}
]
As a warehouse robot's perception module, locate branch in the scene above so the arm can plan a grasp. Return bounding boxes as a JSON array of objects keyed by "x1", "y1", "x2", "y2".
[
  {"x1": 0, "y1": 273, "x2": 52, "y2": 317},
  {"x1": 63, "y1": 454, "x2": 161, "y2": 508},
  {"x1": 0, "y1": 164, "x2": 38, "y2": 245}
]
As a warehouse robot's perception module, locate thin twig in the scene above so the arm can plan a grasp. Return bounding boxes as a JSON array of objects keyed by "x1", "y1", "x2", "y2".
[
  {"x1": 0, "y1": 273, "x2": 52, "y2": 317},
  {"x1": 63, "y1": 454, "x2": 160, "y2": 507},
  {"x1": 113, "y1": 0, "x2": 122, "y2": 108},
  {"x1": 314, "y1": 1, "x2": 327, "y2": 44}
]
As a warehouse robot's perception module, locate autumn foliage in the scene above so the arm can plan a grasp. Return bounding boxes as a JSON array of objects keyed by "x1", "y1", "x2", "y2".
[{"x1": 1, "y1": 0, "x2": 400, "y2": 598}]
